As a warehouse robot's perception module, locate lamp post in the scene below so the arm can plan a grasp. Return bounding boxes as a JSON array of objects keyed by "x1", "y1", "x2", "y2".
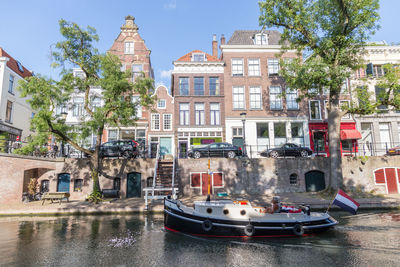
[{"x1": 240, "y1": 112, "x2": 247, "y2": 157}]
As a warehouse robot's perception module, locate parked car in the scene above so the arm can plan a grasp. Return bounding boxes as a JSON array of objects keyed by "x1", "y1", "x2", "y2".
[
  {"x1": 386, "y1": 145, "x2": 400, "y2": 156},
  {"x1": 188, "y1": 142, "x2": 243, "y2": 159},
  {"x1": 260, "y1": 143, "x2": 313, "y2": 158},
  {"x1": 98, "y1": 140, "x2": 139, "y2": 159}
]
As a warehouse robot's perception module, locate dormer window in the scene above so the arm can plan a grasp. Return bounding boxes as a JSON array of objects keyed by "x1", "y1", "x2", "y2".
[
  {"x1": 16, "y1": 61, "x2": 24, "y2": 72},
  {"x1": 254, "y1": 33, "x2": 268, "y2": 45},
  {"x1": 192, "y1": 53, "x2": 206, "y2": 62}
]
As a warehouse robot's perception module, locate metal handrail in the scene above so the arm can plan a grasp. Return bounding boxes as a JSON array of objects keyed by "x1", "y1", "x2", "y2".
[
  {"x1": 171, "y1": 155, "x2": 176, "y2": 198},
  {"x1": 151, "y1": 144, "x2": 160, "y2": 198}
]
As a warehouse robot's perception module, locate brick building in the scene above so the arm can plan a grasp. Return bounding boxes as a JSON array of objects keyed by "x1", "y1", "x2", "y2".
[
  {"x1": 106, "y1": 15, "x2": 154, "y2": 146},
  {"x1": 220, "y1": 30, "x2": 308, "y2": 157},
  {"x1": 171, "y1": 37, "x2": 225, "y2": 158}
]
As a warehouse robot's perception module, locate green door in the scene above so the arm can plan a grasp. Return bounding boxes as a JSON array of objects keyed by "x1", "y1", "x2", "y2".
[
  {"x1": 127, "y1": 172, "x2": 141, "y2": 198},
  {"x1": 160, "y1": 137, "x2": 172, "y2": 156},
  {"x1": 305, "y1": 171, "x2": 326, "y2": 192}
]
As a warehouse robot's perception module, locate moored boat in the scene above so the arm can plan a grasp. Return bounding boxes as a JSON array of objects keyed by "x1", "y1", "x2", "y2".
[{"x1": 164, "y1": 198, "x2": 337, "y2": 238}]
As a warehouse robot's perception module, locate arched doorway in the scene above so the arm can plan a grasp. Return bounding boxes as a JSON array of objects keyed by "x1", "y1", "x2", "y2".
[
  {"x1": 57, "y1": 173, "x2": 71, "y2": 192},
  {"x1": 127, "y1": 172, "x2": 141, "y2": 198},
  {"x1": 305, "y1": 171, "x2": 326, "y2": 192}
]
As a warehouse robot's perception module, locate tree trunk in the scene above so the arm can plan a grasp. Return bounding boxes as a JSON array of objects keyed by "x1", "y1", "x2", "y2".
[
  {"x1": 90, "y1": 133, "x2": 103, "y2": 194},
  {"x1": 327, "y1": 94, "x2": 342, "y2": 190}
]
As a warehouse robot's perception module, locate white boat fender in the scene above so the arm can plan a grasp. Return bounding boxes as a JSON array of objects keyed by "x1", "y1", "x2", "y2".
[
  {"x1": 244, "y1": 224, "x2": 255, "y2": 237},
  {"x1": 202, "y1": 219, "x2": 213, "y2": 232},
  {"x1": 292, "y1": 224, "x2": 304, "y2": 236}
]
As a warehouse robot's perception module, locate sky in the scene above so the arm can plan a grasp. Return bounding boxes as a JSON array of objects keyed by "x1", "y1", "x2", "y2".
[{"x1": 1, "y1": 0, "x2": 399, "y2": 88}]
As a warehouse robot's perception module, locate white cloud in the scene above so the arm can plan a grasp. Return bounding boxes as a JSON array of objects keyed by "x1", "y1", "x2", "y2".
[
  {"x1": 160, "y1": 69, "x2": 173, "y2": 78},
  {"x1": 164, "y1": 0, "x2": 176, "y2": 9}
]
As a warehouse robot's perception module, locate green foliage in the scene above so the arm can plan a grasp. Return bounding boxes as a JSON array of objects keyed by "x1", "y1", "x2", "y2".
[{"x1": 87, "y1": 191, "x2": 103, "y2": 204}]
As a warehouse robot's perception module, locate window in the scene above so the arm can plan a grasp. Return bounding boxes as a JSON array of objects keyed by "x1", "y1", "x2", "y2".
[
  {"x1": 179, "y1": 77, "x2": 189, "y2": 96},
  {"x1": 340, "y1": 100, "x2": 351, "y2": 119},
  {"x1": 270, "y1": 86, "x2": 282, "y2": 110},
  {"x1": 268, "y1": 59, "x2": 279, "y2": 75},
  {"x1": 375, "y1": 86, "x2": 387, "y2": 112},
  {"x1": 179, "y1": 103, "x2": 189, "y2": 125},
  {"x1": 324, "y1": 100, "x2": 329, "y2": 119},
  {"x1": 194, "y1": 77, "x2": 204, "y2": 95},
  {"x1": 195, "y1": 103, "x2": 205, "y2": 125},
  {"x1": 209, "y1": 77, "x2": 220, "y2": 96},
  {"x1": 341, "y1": 140, "x2": 353, "y2": 151},
  {"x1": 191, "y1": 173, "x2": 201, "y2": 187},
  {"x1": 73, "y1": 97, "x2": 84, "y2": 117},
  {"x1": 151, "y1": 114, "x2": 160, "y2": 130},
  {"x1": 366, "y1": 63, "x2": 385, "y2": 77},
  {"x1": 254, "y1": 33, "x2": 268, "y2": 45},
  {"x1": 379, "y1": 123, "x2": 391, "y2": 149},
  {"x1": 233, "y1": 86, "x2": 245, "y2": 109},
  {"x1": 131, "y1": 96, "x2": 142, "y2": 118},
  {"x1": 289, "y1": 174, "x2": 298, "y2": 185},
  {"x1": 8, "y1": 75, "x2": 14, "y2": 93},
  {"x1": 163, "y1": 114, "x2": 172, "y2": 130},
  {"x1": 92, "y1": 97, "x2": 101, "y2": 111},
  {"x1": 5, "y1": 100, "x2": 12, "y2": 122},
  {"x1": 74, "y1": 179, "x2": 83, "y2": 192},
  {"x1": 257, "y1": 123, "x2": 269, "y2": 138},
  {"x1": 291, "y1": 122, "x2": 304, "y2": 145},
  {"x1": 274, "y1": 122, "x2": 287, "y2": 146},
  {"x1": 41, "y1": 180, "x2": 50, "y2": 193},
  {"x1": 192, "y1": 53, "x2": 205, "y2": 61},
  {"x1": 341, "y1": 80, "x2": 349, "y2": 94},
  {"x1": 248, "y1": 59, "x2": 260, "y2": 76},
  {"x1": 232, "y1": 127, "x2": 243, "y2": 137},
  {"x1": 286, "y1": 88, "x2": 298, "y2": 110},
  {"x1": 132, "y1": 64, "x2": 143, "y2": 82},
  {"x1": 124, "y1": 42, "x2": 134, "y2": 54},
  {"x1": 210, "y1": 103, "x2": 220, "y2": 125},
  {"x1": 158, "y1": 99, "x2": 166, "y2": 109},
  {"x1": 232, "y1": 59, "x2": 243, "y2": 76},
  {"x1": 108, "y1": 129, "x2": 118, "y2": 141},
  {"x1": 113, "y1": 178, "x2": 121, "y2": 190},
  {"x1": 309, "y1": 100, "x2": 321, "y2": 120},
  {"x1": 16, "y1": 61, "x2": 24, "y2": 72},
  {"x1": 250, "y1": 86, "x2": 262, "y2": 109}
]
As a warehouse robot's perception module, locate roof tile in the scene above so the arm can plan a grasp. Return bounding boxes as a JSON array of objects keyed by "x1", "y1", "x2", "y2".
[{"x1": 0, "y1": 47, "x2": 33, "y2": 78}]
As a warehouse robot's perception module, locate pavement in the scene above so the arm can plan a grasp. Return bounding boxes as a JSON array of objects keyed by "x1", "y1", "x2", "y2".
[{"x1": 0, "y1": 192, "x2": 399, "y2": 216}]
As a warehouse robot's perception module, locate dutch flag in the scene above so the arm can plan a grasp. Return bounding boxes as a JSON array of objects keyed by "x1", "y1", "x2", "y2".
[{"x1": 332, "y1": 189, "x2": 360, "y2": 215}]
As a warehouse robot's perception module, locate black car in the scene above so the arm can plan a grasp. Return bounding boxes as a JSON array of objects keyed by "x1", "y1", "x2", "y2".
[
  {"x1": 260, "y1": 143, "x2": 313, "y2": 158},
  {"x1": 188, "y1": 142, "x2": 243, "y2": 159},
  {"x1": 99, "y1": 140, "x2": 139, "y2": 159}
]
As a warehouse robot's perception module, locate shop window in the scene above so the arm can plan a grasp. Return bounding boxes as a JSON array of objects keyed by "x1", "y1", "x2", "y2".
[
  {"x1": 341, "y1": 140, "x2": 353, "y2": 151},
  {"x1": 114, "y1": 178, "x2": 121, "y2": 190},
  {"x1": 289, "y1": 174, "x2": 298, "y2": 185},
  {"x1": 191, "y1": 173, "x2": 201, "y2": 187},
  {"x1": 41, "y1": 180, "x2": 49, "y2": 193},
  {"x1": 74, "y1": 179, "x2": 83, "y2": 192}
]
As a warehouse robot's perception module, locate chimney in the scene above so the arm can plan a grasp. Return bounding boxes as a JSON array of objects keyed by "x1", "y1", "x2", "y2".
[
  {"x1": 212, "y1": 34, "x2": 218, "y2": 57},
  {"x1": 220, "y1": 34, "x2": 225, "y2": 46}
]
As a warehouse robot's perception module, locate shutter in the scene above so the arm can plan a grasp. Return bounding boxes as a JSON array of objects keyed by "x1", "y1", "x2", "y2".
[{"x1": 366, "y1": 63, "x2": 374, "y2": 76}]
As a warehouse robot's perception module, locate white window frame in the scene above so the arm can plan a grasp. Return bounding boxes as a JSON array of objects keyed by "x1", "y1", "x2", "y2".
[
  {"x1": 192, "y1": 53, "x2": 206, "y2": 62},
  {"x1": 232, "y1": 127, "x2": 243, "y2": 137},
  {"x1": 163, "y1": 114, "x2": 172, "y2": 131},
  {"x1": 210, "y1": 103, "x2": 220, "y2": 125},
  {"x1": 232, "y1": 58, "x2": 244, "y2": 77},
  {"x1": 249, "y1": 86, "x2": 262, "y2": 109},
  {"x1": 8, "y1": 75, "x2": 14, "y2": 93},
  {"x1": 269, "y1": 86, "x2": 282, "y2": 110},
  {"x1": 151, "y1": 113, "x2": 160, "y2": 131},
  {"x1": 195, "y1": 103, "x2": 205, "y2": 126},
  {"x1": 73, "y1": 97, "x2": 84, "y2": 117},
  {"x1": 248, "y1": 58, "x2": 260, "y2": 76},
  {"x1": 124, "y1": 42, "x2": 134, "y2": 54},
  {"x1": 286, "y1": 88, "x2": 299, "y2": 110},
  {"x1": 131, "y1": 96, "x2": 142, "y2": 118},
  {"x1": 132, "y1": 64, "x2": 143, "y2": 82},
  {"x1": 340, "y1": 100, "x2": 351, "y2": 119},
  {"x1": 254, "y1": 33, "x2": 268, "y2": 45},
  {"x1": 179, "y1": 77, "x2": 189, "y2": 96},
  {"x1": 194, "y1": 77, "x2": 204, "y2": 96},
  {"x1": 233, "y1": 86, "x2": 245, "y2": 110},
  {"x1": 209, "y1": 77, "x2": 220, "y2": 96},
  {"x1": 309, "y1": 100, "x2": 322, "y2": 120},
  {"x1": 158, "y1": 99, "x2": 166, "y2": 109},
  {"x1": 268, "y1": 58, "x2": 280, "y2": 75},
  {"x1": 5, "y1": 100, "x2": 13, "y2": 123},
  {"x1": 324, "y1": 100, "x2": 329, "y2": 120},
  {"x1": 179, "y1": 103, "x2": 189, "y2": 126}
]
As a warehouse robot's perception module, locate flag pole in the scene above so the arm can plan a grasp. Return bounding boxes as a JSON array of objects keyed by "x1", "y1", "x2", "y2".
[
  {"x1": 206, "y1": 157, "x2": 211, "y2": 202},
  {"x1": 325, "y1": 190, "x2": 338, "y2": 213}
]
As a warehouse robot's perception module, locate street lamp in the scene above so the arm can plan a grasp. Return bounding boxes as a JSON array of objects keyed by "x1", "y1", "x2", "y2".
[{"x1": 240, "y1": 112, "x2": 247, "y2": 157}]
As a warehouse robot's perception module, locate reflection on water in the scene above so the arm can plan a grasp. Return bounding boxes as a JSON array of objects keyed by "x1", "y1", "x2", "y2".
[{"x1": 0, "y1": 211, "x2": 399, "y2": 266}]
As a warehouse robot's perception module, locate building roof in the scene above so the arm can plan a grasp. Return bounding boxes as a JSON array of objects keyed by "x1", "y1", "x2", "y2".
[
  {"x1": 227, "y1": 30, "x2": 283, "y2": 45},
  {"x1": 0, "y1": 47, "x2": 32, "y2": 78},
  {"x1": 175, "y1": 50, "x2": 221, "y2": 62}
]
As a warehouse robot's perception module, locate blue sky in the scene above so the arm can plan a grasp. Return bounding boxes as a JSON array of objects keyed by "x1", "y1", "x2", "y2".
[{"x1": 1, "y1": 0, "x2": 399, "y2": 87}]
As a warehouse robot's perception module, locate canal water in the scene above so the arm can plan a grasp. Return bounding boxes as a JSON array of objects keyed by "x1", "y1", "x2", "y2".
[{"x1": 0, "y1": 211, "x2": 399, "y2": 266}]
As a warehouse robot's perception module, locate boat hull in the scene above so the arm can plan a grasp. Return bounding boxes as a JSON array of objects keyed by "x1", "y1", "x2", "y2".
[{"x1": 164, "y1": 199, "x2": 337, "y2": 238}]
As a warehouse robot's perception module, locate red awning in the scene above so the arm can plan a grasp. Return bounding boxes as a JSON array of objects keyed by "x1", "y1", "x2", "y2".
[{"x1": 340, "y1": 129, "x2": 362, "y2": 140}]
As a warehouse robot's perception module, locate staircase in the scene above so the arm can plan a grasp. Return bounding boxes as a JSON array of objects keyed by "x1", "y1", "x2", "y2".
[{"x1": 155, "y1": 160, "x2": 173, "y2": 193}]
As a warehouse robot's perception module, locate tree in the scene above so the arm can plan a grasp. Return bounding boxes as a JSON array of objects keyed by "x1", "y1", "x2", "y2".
[
  {"x1": 259, "y1": 0, "x2": 380, "y2": 190},
  {"x1": 18, "y1": 20, "x2": 155, "y2": 199}
]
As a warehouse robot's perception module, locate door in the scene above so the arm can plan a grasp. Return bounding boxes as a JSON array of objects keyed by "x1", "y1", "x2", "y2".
[
  {"x1": 150, "y1": 143, "x2": 158, "y2": 158},
  {"x1": 57, "y1": 173, "x2": 70, "y2": 192},
  {"x1": 305, "y1": 171, "x2": 326, "y2": 192},
  {"x1": 179, "y1": 142, "x2": 188, "y2": 158},
  {"x1": 127, "y1": 172, "x2": 141, "y2": 198},
  {"x1": 385, "y1": 168, "x2": 399, "y2": 194},
  {"x1": 201, "y1": 173, "x2": 212, "y2": 195},
  {"x1": 160, "y1": 137, "x2": 172, "y2": 156},
  {"x1": 313, "y1": 131, "x2": 327, "y2": 154}
]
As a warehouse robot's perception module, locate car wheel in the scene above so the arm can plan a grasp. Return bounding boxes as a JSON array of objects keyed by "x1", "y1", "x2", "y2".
[
  {"x1": 193, "y1": 151, "x2": 201, "y2": 159},
  {"x1": 122, "y1": 150, "x2": 131, "y2": 159},
  {"x1": 300, "y1": 150, "x2": 309, "y2": 158},
  {"x1": 270, "y1": 151, "x2": 279, "y2": 158},
  {"x1": 227, "y1": 151, "x2": 235, "y2": 158}
]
